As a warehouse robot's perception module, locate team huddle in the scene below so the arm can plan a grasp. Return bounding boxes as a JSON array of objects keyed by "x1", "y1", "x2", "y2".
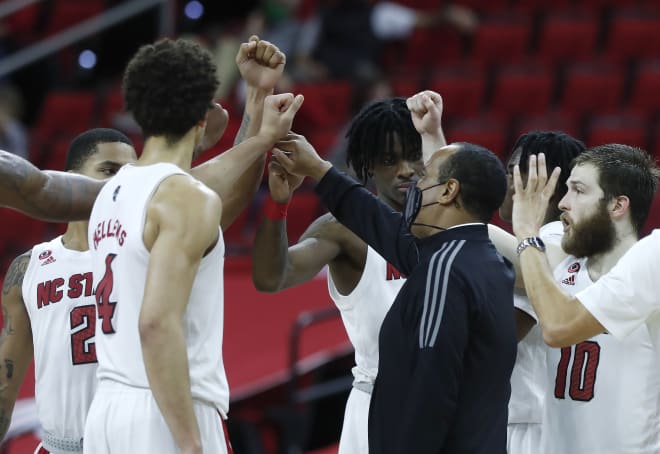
[{"x1": 0, "y1": 34, "x2": 659, "y2": 454}]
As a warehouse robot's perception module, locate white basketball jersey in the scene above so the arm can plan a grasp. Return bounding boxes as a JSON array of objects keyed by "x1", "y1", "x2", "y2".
[
  {"x1": 328, "y1": 245, "x2": 406, "y2": 384},
  {"x1": 542, "y1": 255, "x2": 660, "y2": 454},
  {"x1": 508, "y1": 221, "x2": 563, "y2": 424},
  {"x1": 88, "y1": 163, "x2": 229, "y2": 414},
  {"x1": 22, "y1": 236, "x2": 97, "y2": 440}
]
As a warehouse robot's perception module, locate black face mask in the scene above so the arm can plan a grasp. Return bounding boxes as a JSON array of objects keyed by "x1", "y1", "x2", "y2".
[{"x1": 403, "y1": 182, "x2": 448, "y2": 232}]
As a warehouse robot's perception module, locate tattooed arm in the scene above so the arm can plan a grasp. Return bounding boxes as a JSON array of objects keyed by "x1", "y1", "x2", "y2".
[
  {"x1": 0, "y1": 150, "x2": 103, "y2": 222},
  {"x1": 0, "y1": 251, "x2": 34, "y2": 441}
]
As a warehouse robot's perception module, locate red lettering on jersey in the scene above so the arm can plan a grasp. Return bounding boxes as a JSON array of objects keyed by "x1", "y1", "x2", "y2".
[
  {"x1": 95, "y1": 254, "x2": 118, "y2": 334},
  {"x1": 68, "y1": 273, "x2": 84, "y2": 299},
  {"x1": 386, "y1": 263, "x2": 405, "y2": 281},
  {"x1": 37, "y1": 281, "x2": 51, "y2": 309},
  {"x1": 93, "y1": 218, "x2": 127, "y2": 250},
  {"x1": 50, "y1": 277, "x2": 64, "y2": 303},
  {"x1": 82, "y1": 272, "x2": 93, "y2": 296}
]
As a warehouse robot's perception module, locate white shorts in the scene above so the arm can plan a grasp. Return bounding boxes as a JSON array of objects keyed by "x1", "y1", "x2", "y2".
[
  {"x1": 507, "y1": 423, "x2": 542, "y2": 454},
  {"x1": 338, "y1": 387, "x2": 371, "y2": 454},
  {"x1": 83, "y1": 383, "x2": 230, "y2": 454}
]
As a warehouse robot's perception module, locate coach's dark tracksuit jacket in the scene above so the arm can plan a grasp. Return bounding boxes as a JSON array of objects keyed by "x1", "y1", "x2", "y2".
[{"x1": 315, "y1": 168, "x2": 517, "y2": 454}]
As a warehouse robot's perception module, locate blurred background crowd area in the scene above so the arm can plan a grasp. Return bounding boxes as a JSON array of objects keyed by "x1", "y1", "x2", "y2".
[
  {"x1": 0, "y1": 1, "x2": 659, "y2": 452},
  {"x1": 0, "y1": 0, "x2": 659, "y2": 261}
]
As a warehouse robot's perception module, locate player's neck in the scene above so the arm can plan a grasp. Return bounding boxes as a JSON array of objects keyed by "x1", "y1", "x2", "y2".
[
  {"x1": 61, "y1": 221, "x2": 89, "y2": 252},
  {"x1": 138, "y1": 133, "x2": 198, "y2": 170},
  {"x1": 586, "y1": 230, "x2": 637, "y2": 282}
]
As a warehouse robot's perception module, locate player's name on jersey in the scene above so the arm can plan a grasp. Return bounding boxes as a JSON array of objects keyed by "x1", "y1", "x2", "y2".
[
  {"x1": 36, "y1": 272, "x2": 94, "y2": 309},
  {"x1": 92, "y1": 218, "x2": 127, "y2": 249}
]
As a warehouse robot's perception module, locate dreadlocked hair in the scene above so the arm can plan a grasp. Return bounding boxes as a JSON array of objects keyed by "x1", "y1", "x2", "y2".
[
  {"x1": 345, "y1": 97, "x2": 421, "y2": 183},
  {"x1": 512, "y1": 131, "x2": 586, "y2": 220},
  {"x1": 123, "y1": 38, "x2": 219, "y2": 142}
]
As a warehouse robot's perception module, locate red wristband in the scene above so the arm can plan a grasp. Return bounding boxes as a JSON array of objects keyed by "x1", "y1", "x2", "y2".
[{"x1": 263, "y1": 197, "x2": 290, "y2": 221}]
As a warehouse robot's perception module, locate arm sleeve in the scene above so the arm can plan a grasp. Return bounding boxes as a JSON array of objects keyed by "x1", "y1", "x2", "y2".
[
  {"x1": 396, "y1": 269, "x2": 470, "y2": 452},
  {"x1": 576, "y1": 230, "x2": 660, "y2": 340},
  {"x1": 315, "y1": 167, "x2": 419, "y2": 274}
]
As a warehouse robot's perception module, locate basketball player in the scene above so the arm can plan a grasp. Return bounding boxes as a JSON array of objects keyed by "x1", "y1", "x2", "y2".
[
  {"x1": 493, "y1": 132, "x2": 584, "y2": 454},
  {"x1": 513, "y1": 146, "x2": 660, "y2": 453},
  {"x1": 82, "y1": 38, "x2": 303, "y2": 454},
  {"x1": 252, "y1": 91, "x2": 445, "y2": 453},
  {"x1": 0, "y1": 129, "x2": 137, "y2": 453}
]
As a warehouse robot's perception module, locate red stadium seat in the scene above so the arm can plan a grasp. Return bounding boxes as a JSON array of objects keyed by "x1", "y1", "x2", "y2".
[
  {"x1": 45, "y1": 0, "x2": 105, "y2": 36},
  {"x1": 40, "y1": 137, "x2": 71, "y2": 172},
  {"x1": 400, "y1": 29, "x2": 464, "y2": 69},
  {"x1": 585, "y1": 113, "x2": 648, "y2": 149},
  {"x1": 560, "y1": 61, "x2": 624, "y2": 115},
  {"x1": 513, "y1": 112, "x2": 581, "y2": 142},
  {"x1": 490, "y1": 62, "x2": 554, "y2": 116},
  {"x1": 390, "y1": 74, "x2": 420, "y2": 98},
  {"x1": 428, "y1": 64, "x2": 486, "y2": 117},
  {"x1": 33, "y1": 90, "x2": 97, "y2": 140},
  {"x1": 606, "y1": 11, "x2": 660, "y2": 61},
  {"x1": 293, "y1": 82, "x2": 353, "y2": 134},
  {"x1": 538, "y1": 13, "x2": 599, "y2": 64},
  {"x1": 447, "y1": 115, "x2": 509, "y2": 158},
  {"x1": 628, "y1": 60, "x2": 660, "y2": 116},
  {"x1": 0, "y1": 209, "x2": 47, "y2": 253},
  {"x1": 642, "y1": 194, "x2": 660, "y2": 237},
  {"x1": 472, "y1": 16, "x2": 531, "y2": 64}
]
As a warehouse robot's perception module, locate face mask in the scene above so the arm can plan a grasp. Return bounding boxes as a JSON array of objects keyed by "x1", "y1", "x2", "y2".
[{"x1": 403, "y1": 182, "x2": 448, "y2": 232}]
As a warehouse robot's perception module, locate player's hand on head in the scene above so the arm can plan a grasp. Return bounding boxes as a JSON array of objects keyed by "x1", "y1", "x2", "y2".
[
  {"x1": 236, "y1": 35, "x2": 286, "y2": 92},
  {"x1": 259, "y1": 93, "x2": 304, "y2": 143},
  {"x1": 199, "y1": 102, "x2": 229, "y2": 152},
  {"x1": 512, "y1": 153, "x2": 561, "y2": 240},
  {"x1": 407, "y1": 90, "x2": 443, "y2": 137},
  {"x1": 268, "y1": 157, "x2": 304, "y2": 203}
]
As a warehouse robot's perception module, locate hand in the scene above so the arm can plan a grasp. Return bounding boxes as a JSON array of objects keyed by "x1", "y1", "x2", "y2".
[
  {"x1": 199, "y1": 102, "x2": 229, "y2": 151},
  {"x1": 271, "y1": 132, "x2": 332, "y2": 181},
  {"x1": 258, "y1": 93, "x2": 304, "y2": 143},
  {"x1": 407, "y1": 91, "x2": 443, "y2": 137},
  {"x1": 236, "y1": 35, "x2": 286, "y2": 92},
  {"x1": 268, "y1": 158, "x2": 304, "y2": 203},
  {"x1": 512, "y1": 153, "x2": 561, "y2": 240}
]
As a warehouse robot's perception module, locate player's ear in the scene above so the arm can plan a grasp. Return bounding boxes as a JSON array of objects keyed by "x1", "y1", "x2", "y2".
[{"x1": 610, "y1": 195, "x2": 629, "y2": 219}]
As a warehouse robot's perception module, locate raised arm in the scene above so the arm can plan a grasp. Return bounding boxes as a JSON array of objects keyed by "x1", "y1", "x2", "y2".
[
  {"x1": 0, "y1": 251, "x2": 35, "y2": 441},
  {"x1": 407, "y1": 90, "x2": 446, "y2": 164},
  {"x1": 272, "y1": 134, "x2": 420, "y2": 275},
  {"x1": 0, "y1": 150, "x2": 102, "y2": 221},
  {"x1": 139, "y1": 176, "x2": 222, "y2": 454},
  {"x1": 252, "y1": 159, "x2": 346, "y2": 292},
  {"x1": 190, "y1": 36, "x2": 293, "y2": 231},
  {"x1": 513, "y1": 154, "x2": 604, "y2": 347}
]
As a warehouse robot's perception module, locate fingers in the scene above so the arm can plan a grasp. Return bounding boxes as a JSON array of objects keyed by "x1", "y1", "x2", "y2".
[
  {"x1": 236, "y1": 40, "x2": 257, "y2": 63},
  {"x1": 526, "y1": 154, "x2": 539, "y2": 192},
  {"x1": 272, "y1": 148, "x2": 296, "y2": 172},
  {"x1": 543, "y1": 167, "x2": 562, "y2": 200},
  {"x1": 513, "y1": 164, "x2": 523, "y2": 196},
  {"x1": 266, "y1": 92, "x2": 295, "y2": 111},
  {"x1": 268, "y1": 49, "x2": 286, "y2": 68}
]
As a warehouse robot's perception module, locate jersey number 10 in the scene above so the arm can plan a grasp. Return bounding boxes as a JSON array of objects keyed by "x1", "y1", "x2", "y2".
[{"x1": 554, "y1": 341, "x2": 601, "y2": 402}]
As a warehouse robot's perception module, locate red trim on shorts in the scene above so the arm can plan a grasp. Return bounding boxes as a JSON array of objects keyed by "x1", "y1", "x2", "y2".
[
  {"x1": 37, "y1": 447, "x2": 50, "y2": 454},
  {"x1": 217, "y1": 411, "x2": 234, "y2": 454}
]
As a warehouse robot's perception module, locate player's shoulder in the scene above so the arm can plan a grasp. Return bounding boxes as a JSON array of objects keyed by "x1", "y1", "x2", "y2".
[
  {"x1": 153, "y1": 173, "x2": 221, "y2": 215},
  {"x1": 2, "y1": 248, "x2": 32, "y2": 296}
]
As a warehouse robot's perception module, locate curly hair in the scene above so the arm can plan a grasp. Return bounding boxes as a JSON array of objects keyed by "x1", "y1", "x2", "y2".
[
  {"x1": 345, "y1": 98, "x2": 421, "y2": 183},
  {"x1": 122, "y1": 38, "x2": 219, "y2": 141}
]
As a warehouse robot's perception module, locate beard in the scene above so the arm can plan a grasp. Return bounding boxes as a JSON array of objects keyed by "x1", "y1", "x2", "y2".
[{"x1": 561, "y1": 200, "x2": 616, "y2": 258}]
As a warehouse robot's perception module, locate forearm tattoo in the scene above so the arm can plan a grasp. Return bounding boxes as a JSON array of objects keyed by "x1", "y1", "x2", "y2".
[{"x1": 233, "y1": 112, "x2": 251, "y2": 146}]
